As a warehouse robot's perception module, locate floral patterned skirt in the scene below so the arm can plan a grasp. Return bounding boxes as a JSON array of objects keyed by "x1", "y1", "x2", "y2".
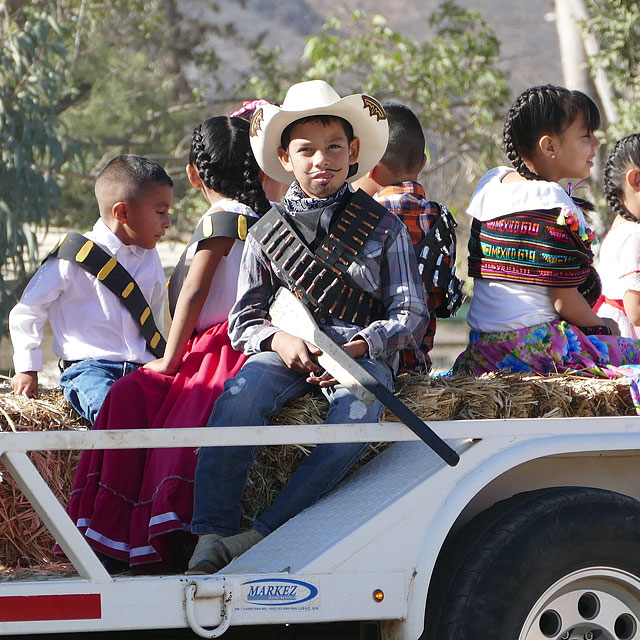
[{"x1": 453, "y1": 320, "x2": 640, "y2": 410}]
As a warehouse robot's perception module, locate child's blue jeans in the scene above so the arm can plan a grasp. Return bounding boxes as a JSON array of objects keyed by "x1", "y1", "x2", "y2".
[
  {"x1": 191, "y1": 351, "x2": 393, "y2": 538},
  {"x1": 59, "y1": 359, "x2": 140, "y2": 424}
]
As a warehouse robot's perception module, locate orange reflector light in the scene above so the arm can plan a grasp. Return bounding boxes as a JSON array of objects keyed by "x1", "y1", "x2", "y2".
[{"x1": 373, "y1": 589, "x2": 384, "y2": 603}]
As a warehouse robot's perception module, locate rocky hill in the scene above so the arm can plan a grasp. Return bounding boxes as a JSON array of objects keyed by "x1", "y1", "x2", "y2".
[{"x1": 202, "y1": 0, "x2": 563, "y2": 95}]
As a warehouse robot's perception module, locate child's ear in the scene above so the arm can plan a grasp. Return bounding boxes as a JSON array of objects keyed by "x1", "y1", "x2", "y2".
[
  {"x1": 626, "y1": 167, "x2": 640, "y2": 192},
  {"x1": 538, "y1": 134, "x2": 556, "y2": 158},
  {"x1": 349, "y1": 137, "x2": 361, "y2": 164},
  {"x1": 112, "y1": 201, "x2": 128, "y2": 225},
  {"x1": 186, "y1": 163, "x2": 204, "y2": 190},
  {"x1": 277, "y1": 146, "x2": 294, "y2": 174}
]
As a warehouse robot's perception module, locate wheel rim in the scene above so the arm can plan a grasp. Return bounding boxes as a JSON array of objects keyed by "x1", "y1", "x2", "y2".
[{"x1": 519, "y1": 567, "x2": 640, "y2": 640}]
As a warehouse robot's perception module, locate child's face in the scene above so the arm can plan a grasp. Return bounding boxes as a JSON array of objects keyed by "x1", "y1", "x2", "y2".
[
  {"x1": 277, "y1": 119, "x2": 360, "y2": 199},
  {"x1": 544, "y1": 112, "x2": 601, "y2": 181},
  {"x1": 120, "y1": 184, "x2": 173, "y2": 249}
]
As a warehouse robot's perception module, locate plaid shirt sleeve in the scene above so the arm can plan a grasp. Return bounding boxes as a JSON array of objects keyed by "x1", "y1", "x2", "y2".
[
  {"x1": 228, "y1": 236, "x2": 281, "y2": 354},
  {"x1": 353, "y1": 218, "x2": 429, "y2": 362},
  {"x1": 375, "y1": 188, "x2": 442, "y2": 370}
]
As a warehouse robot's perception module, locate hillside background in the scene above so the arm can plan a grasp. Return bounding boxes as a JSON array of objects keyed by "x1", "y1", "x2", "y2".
[{"x1": 194, "y1": 0, "x2": 563, "y2": 97}]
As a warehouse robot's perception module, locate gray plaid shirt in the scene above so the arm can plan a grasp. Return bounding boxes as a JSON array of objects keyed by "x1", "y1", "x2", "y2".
[{"x1": 228, "y1": 190, "x2": 429, "y2": 371}]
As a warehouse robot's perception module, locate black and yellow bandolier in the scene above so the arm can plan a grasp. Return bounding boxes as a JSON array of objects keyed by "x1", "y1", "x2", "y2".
[
  {"x1": 250, "y1": 189, "x2": 387, "y2": 327},
  {"x1": 45, "y1": 233, "x2": 166, "y2": 358},
  {"x1": 167, "y1": 209, "x2": 259, "y2": 316}
]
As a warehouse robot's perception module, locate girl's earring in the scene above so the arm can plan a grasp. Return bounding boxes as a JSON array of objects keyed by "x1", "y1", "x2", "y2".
[{"x1": 551, "y1": 154, "x2": 556, "y2": 159}]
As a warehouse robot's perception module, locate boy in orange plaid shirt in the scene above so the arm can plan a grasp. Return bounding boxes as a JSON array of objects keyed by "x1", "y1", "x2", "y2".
[{"x1": 355, "y1": 102, "x2": 463, "y2": 372}]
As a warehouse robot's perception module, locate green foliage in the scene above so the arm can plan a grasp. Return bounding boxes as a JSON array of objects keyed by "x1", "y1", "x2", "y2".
[
  {"x1": 0, "y1": 4, "x2": 81, "y2": 331},
  {"x1": 244, "y1": 2, "x2": 510, "y2": 203},
  {"x1": 54, "y1": 0, "x2": 213, "y2": 231},
  {"x1": 584, "y1": 0, "x2": 640, "y2": 139}
]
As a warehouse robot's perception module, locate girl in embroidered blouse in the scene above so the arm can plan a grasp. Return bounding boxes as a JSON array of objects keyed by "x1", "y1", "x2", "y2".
[
  {"x1": 596, "y1": 134, "x2": 640, "y2": 340},
  {"x1": 63, "y1": 116, "x2": 271, "y2": 571},
  {"x1": 455, "y1": 85, "x2": 640, "y2": 377}
]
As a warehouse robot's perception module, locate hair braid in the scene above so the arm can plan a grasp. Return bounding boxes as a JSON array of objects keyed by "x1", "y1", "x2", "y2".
[
  {"x1": 188, "y1": 116, "x2": 268, "y2": 216},
  {"x1": 503, "y1": 88, "x2": 545, "y2": 181},
  {"x1": 502, "y1": 84, "x2": 600, "y2": 185},
  {"x1": 603, "y1": 134, "x2": 640, "y2": 223},
  {"x1": 239, "y1": 148, "x2": 271, "y2": 215}
]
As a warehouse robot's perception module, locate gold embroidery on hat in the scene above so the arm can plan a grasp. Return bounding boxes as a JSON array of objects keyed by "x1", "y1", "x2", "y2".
[
  {"x1": 362, "y1": 95, "x2": 386, "y2": 121},
  {"x1": 250, "y1": 108, "x2": 264, "y2": 137},
  {"x1": 76, "y1": 241, "x2": 94, "y2": 262},
  {"x1": 238, "y1": 215, "x2": 248, "y2": 240},
  {"x1": 97, "y1": 257, "x2": 117, "y2": 280}
]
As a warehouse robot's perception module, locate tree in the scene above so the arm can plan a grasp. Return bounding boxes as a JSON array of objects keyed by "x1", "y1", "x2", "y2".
[
  {"x1": 244, "y1": 2, "x2": 510, "y2": 206},
  {"x1": 554, "y1": 0, "x2": 639, "y2": 228},
  {"x1": 0, "y1": 2, "x2": 81, "y2": 331},
  {"x1": 582, "y1": 0, "x2": 640, "y2": 139}
]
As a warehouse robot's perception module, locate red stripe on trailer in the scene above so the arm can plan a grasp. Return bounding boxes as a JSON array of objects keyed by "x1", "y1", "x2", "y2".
[{"x1": 0, "y1": 594, "x2": 101, "y2": 621}]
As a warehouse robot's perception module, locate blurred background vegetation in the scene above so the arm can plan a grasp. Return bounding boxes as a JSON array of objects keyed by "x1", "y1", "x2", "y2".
[{"x1": 1, "y1": 0, "x2": 639, "y2": 336}]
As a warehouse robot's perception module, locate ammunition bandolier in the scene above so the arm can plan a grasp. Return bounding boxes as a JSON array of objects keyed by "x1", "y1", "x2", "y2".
[
  {"x1": 251, "y1": 189, "x2": 387, "y2": 328},
  {"x1": 414, "y1": 203, "x2": 465, "y2": 319}
]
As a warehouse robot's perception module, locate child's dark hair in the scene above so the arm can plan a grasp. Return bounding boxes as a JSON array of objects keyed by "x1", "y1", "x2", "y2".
[
  {"x1": 503, "y1": 84, "x2": 601, "y2": 181},
  {"x1": 190, "y1": 116, "x2": 270, "y2": 215},
  {"x1": 280, "y1": 115, "x2": 354, "y2": 150},
  {"x1": 603, "y1": 134, "x2": 640, "y2": 223},
  {"x1": 95, "y1": 154, "x2": 173, "y2": 210},
  {"x1": 380, "y1": 102, "x2": 425, "y2": 176}
]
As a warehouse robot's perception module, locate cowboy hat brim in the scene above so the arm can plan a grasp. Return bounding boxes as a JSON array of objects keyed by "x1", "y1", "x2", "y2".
[{"x1": 249, "y1": 88, "x2": 388, "y2": 185}]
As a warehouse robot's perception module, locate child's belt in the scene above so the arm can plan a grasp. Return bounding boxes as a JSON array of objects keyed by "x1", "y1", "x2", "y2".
[
  {"x1": 167, "y1": 210, "x2": 258, "y2": 317},
  {"x1": 44, "y1": 233, "x2": 166, "y2": 358},
  {"x1": 251, "y1": 191, "x2": 386, "y2": 327}
]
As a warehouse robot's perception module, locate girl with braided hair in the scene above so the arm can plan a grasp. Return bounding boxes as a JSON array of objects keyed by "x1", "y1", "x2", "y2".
[
  {"x1": 596, "y1": 134, "x2": 640, "y2": 339},
  {"x1": 455, "y1": 85, "x2": 640, "y2": 381},
  {"x1": 63, "y1": 116, "x2": 270, "y2": 571}
]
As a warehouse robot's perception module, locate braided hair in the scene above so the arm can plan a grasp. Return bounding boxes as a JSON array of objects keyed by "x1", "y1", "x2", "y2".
[
  {"x1": 503, "y1": 84, "x2": 601, "y2": 182},
  {"x1": 189, "y1": 116, "x2": 271, "y2": 216},
  {"x1": 603, "y1": 134, "x2": 640, "y2": 223}
]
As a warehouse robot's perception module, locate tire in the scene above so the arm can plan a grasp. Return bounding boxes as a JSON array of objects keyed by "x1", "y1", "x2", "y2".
[{"x1": 422, "y1": 487, "x2": 640, "y2": 640}]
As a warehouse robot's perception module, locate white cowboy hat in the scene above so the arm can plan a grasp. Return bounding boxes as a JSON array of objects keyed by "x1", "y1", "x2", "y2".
[{"x1": 249, "y1": 80, "x2": 388, "y2": 184}]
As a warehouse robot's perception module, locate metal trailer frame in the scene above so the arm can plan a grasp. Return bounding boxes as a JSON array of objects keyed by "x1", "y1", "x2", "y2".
[{"x1": 1, "y1": 416, "x2": 640, "y2": 638}]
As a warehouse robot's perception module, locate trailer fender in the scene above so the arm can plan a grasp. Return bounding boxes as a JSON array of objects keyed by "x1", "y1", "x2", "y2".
[{"x1": 399, "y1": 431, "x2": 640, "y2": 640}]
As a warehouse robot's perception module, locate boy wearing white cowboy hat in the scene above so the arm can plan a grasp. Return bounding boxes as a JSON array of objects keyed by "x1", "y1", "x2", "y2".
[{"x1": 187, "y1": 80, "x2": 428, "y2": 574}]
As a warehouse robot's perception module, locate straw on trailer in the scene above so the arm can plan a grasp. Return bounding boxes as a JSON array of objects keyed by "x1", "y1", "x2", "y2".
[{"x1": 0, "y1": 372, "x2": 634, "y2": 568}]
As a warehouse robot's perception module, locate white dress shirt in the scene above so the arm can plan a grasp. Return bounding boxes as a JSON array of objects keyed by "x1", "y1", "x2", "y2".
[{"x1": 10, "y1": 219, "x2": 166, "y2": 372}]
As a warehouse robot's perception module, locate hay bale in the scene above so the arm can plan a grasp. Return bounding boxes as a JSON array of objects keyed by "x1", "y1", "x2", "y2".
[
  {"x1": 0, "y1": 384, "x2": 88, "y2": 569},
  {"x1": 0, "y1": 372, "x2": 635, "y2": 568}
]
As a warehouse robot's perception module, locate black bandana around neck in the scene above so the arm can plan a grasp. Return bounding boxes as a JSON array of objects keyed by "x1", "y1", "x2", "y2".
[{"x1": 283, "y1": 180, "x2": 350, "y2": 214}]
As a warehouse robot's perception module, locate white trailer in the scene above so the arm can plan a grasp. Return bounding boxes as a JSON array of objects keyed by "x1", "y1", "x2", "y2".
[{"x1": 1, "y1": 414, "x2": 640, "y2": 639}]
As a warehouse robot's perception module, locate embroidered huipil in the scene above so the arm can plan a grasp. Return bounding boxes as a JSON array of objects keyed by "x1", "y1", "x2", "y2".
[
  {"x1": 10, "y1": 219, "x2": 166, "y2": 373},
  {"x1": 228, "y1": 187, "x2": 429, "y2": 371}
]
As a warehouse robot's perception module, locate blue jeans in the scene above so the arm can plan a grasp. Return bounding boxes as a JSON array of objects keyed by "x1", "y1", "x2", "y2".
[
  {"x1": 59, "y1": 359, "x2": 140, "y2": 424},
  {"x1": 192, "y1": 351, "x2": 393, "y2": 537}
]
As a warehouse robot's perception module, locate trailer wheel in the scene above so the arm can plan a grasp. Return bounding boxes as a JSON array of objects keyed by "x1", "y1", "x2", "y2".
[{"x1": 423, "y1": 487, "x2": 640, "y2": 640}]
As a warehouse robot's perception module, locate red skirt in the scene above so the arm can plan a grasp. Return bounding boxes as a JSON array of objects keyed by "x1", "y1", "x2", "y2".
[{"x1": 63, "y1": 321, "x2": 247, "y2": 570}]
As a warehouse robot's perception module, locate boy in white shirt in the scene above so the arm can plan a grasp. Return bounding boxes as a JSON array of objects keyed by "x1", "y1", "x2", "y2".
[{"x1": 10, "y1": 154, "x2": 172, "y2": 423}]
